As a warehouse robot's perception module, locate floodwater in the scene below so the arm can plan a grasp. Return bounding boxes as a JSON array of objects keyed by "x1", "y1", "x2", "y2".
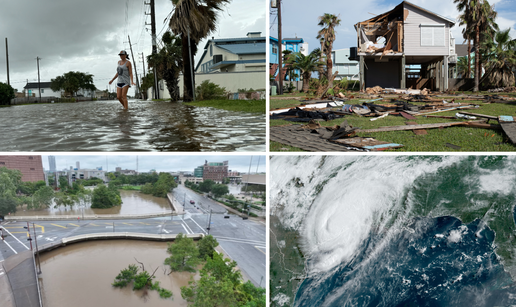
[
  {"x1": 0, "y1": 99, "x2": 265, "y2": 151},
  {"x1": 13, "y1": 190, "x2": 171, "y2": 216},
  {"x1": 39, "y1": 240, "x2": 197, "y2": 307}
]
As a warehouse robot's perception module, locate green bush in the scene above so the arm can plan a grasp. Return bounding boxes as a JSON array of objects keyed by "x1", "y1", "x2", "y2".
[
  {"x1": 0, "y1": 82, "x2": 15, "y2": 105},
  {"x1": 195, "y1": 80, "x2": 228, "y2": 100}
]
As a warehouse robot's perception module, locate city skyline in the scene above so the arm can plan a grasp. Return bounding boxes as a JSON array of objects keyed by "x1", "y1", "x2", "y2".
[{"x1": 41, "y1": 155, "x2": 266, "y2": 174}]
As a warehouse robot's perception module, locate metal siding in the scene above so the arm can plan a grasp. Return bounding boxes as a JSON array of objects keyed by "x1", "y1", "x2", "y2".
[{"x1": 404, "y1": 4, "x2": 449, "y2": 56}]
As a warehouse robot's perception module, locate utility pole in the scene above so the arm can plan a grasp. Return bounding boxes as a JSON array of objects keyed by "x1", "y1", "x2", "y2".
[
  {"x1": 277, "y1": 0, "x2": 283, "y2": 95},
  {"x1": 33, "y1": 223, "x2": 41, "y2": 274},
  {"x1": 207, "y1": 209, "x2": 212, "y2": 234},
  {"x1": 140, "y1": 52, "x2": 146, "y2": 99},
  {"x1": 145, "y1": 0, "x2": 159, "y2": 99},
  {"x1": 5, "y1": 38, "x2": 10, "y2": 86},
  {"x1": 127, "y1": 35, "x2": 141, "y2": 99},
  {"x1": 36, "y1": 57, "x2": 41, "y2": 103}
]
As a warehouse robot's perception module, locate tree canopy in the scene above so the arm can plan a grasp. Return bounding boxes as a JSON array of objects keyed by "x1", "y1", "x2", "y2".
[
  {"x1": 0, "y1": 82, "x2": 15, "y2": 105},
  {"x1": 165, "y1": 233, "x2": 200, "y2": 272},
  {"x1": 50, "y1": 71, "x2": 96, "y2": 97},
  {"x1": 91, "y1": 184, "x2": 122, "y2": 209}
]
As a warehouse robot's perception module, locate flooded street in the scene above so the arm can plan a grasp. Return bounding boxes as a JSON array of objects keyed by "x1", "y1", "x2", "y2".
[
  {"x1": 40, "y1": 240, "x2": 196, "y2": 307},
  {"x1": 13, "y1": 190, "x2": 171, "y2": 216},
  {"x1": 0, "y1": 100, "x2": 265, "y2": 151}
]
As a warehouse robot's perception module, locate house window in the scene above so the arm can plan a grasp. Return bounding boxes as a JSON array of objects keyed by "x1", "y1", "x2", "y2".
[
  {"x1": 272, "y1": 45, "x2": 278, "y2": 54},
  {"x1": 30, "y1": 168, "x2": 35, "y2": 171},
  {"x1": 0, "y1": 162, "x2": 5, "y2": 165},
  {"x1": 420, "y1": 24, "x2": 445, "y2": 47},
  {"x1": 41, "y1": 89, "x2": 44, "y2": 93},
  {"x1": 210, "y1": 44, "x2": 213, "y2": 57},
  {"x1": 29, "y1": 156, "x2": 34, "y2": 160}
]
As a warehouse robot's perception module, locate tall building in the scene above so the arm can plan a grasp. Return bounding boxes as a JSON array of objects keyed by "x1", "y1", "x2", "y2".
[
  {"x1": 194, "y1": 166, "x2": 204, "y2": 178},
  {"x1": 48, "y1": 155, "x2": 56, "y2": 173},
  {"x1": 0, "y1": 155, "x2": 45, "y2": 182},
  {"x1": 203, "y1": 160, "x2": 228, "y2": 183},
  {"x1": 76, "y1": 161, "x2": 80, "y2": 169}
]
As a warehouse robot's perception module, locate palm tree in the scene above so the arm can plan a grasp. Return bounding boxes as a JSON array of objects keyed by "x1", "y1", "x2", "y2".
[
  {"x1": 455, "y1": 0, "x2": 473, "y2": 78},
  {"x1": 469, "y1": 0, "x2": 498, "y2": 91},
  {"x1": 285, "y1": 49, "x2": 325, "y2": 92},
  {"x1": 317, "y1": 13, "x2": 341, "y2": 89},
  {"x1": 481, "y1": 28, "x2": 516, "y2": 87},
  {"x1": 147, "y1": 31, "x2": 183, "y2": 101},
  {"x1": 169, "y1": 0, "x2": 230, "y2": 101}
]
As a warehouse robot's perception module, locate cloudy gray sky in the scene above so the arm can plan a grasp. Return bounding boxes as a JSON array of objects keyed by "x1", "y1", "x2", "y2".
[
  {"x1": 0, "y1": 0, "x2": 266, "y2": 96},
  {"x1": 270, "y1": 0, "x2": 516, "y2": 55},
  {"x1": 42, "y1": 154, "x2": 266, "y2": 173}
]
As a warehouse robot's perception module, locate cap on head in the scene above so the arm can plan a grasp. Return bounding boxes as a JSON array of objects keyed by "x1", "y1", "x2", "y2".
[{"x1": 118, "y1": 50, "x2": 128, "y2": 56}]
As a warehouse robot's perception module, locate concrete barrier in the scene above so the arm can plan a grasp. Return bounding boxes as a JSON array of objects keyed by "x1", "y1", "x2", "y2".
[{"x1": 38, "y1": 232, "x2": 204, "y2": 254}]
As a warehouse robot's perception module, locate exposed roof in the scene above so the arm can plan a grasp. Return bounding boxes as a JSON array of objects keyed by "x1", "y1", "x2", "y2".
[
  {"x1": 24, "y1": 82, "x2": 53, "y2": 89},
  {"x1": 355, "y1": 1, "x2": 455, "y2": 28},
  {"x1": 217, "y1": 42, "x2": 266, "y2": 55}
]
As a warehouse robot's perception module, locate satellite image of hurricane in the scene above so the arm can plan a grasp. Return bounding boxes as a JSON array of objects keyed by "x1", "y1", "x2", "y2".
[{"x1": 270, "y1": 155, "x2": 516, "y2": 307}]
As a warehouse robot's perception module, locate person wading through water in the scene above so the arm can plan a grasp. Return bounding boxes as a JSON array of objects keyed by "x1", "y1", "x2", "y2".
[{"x1": 109, "y1": 50, "x2": 135, "y2": 109}]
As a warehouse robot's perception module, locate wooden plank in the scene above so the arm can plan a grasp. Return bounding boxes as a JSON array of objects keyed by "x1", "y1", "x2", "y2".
[
  {"x1": 329, "y1": 137, "x2": 403, "y2": 150},
  {"x1": 406, "y1": 121, "x2": 427, "y2": 135},
  {"x1": 400, "y1": 111, "x2": 416, "y2": 120},
  {"x1": 357, "y1": 121, "x2": 473, "y2": 133},
  {"x1": 500, "y1": 121, "x2": 516, "y2": 144},
  {"x1": 458, "y1": 112, "x2": 498, "y2": 120},
  {"x1": 463, "y1": 122, "x2": 501, "y2": 130}
]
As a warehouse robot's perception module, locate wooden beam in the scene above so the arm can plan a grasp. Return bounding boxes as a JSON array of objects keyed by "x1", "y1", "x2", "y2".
[
  {"x1": 458, "y1": 112, "x2": 498, "y2": 120},
  {"x1": 357, "y1": 120, "x2": 485, "y2": 133}
]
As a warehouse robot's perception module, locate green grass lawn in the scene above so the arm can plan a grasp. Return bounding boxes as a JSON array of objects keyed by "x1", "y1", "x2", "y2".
[
  {"x1": 186, "y1": 99, "x2": 265, "y2": 113},
  {"x1": 270, "y1": 96, "x2": 516, "y2": 152}
]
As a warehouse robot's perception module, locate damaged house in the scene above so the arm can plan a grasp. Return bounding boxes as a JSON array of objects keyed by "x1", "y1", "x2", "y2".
[{"x1": 353, "y1": 1, "x2": 457, "y2": 91}]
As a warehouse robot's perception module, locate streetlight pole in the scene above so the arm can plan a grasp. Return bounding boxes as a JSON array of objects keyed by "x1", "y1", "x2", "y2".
[
  {"x1": 32, "y1": 223, "x2": 41, "y2": 274},
  {"x1": 207, "y1": 209, "x2": 212, "y2": 234}
]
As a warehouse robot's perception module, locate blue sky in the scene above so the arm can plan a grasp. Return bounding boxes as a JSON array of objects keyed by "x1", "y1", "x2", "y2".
[{"x1": 270, "y1": 0, "x2": 516, "y2": 54}]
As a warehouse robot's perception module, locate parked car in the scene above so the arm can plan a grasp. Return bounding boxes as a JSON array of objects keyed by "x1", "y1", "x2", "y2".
[{"x1": 190, "y1": 200, "x2": 195, "y2": 204}]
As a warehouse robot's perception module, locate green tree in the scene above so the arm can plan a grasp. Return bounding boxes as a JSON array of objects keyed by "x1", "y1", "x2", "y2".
[
  {"x1": 168, "y1": 0, "x2": 230, "y2": 101},
  {"x1": 50, "y1": 71, "x2": 97, "y2": 97},
  {"x1": 0, "y1": 82, "x2": 15, "y2": 105},
  {"x1": 181, "y1": 252, "x2": 265, "y2": 306},
  {"x1": 0, "y1": 167, "x2": 20, "y2": 215},
  {"x1": 285, "y1": 49, "x2": 325, "y2": 92},
  {"x1": 165, "y1": 233, "x2": 200, "y2": 272},
  {"x1": 211, "y1": 184, "x2": 229, "y2": 198},
  {"x1": 147, "y1": 31, "x2": 183, "y2": 101},
  {"x1": 91, "y1": 184, "x2": 122, "y2": 209},
  {"x1": 481, "y1": 28, "x2": 516, "y2": 87},
  {"x1": 199, "y1": 179, "x2": 215, "y2": 193},
  {"x1": 469, "y1": 0, "x2": 498, "y2": 91},
  {"x1": 58, "y1": 176, "x2": 69, "y2": 190},
  {"x1": 198, "y1": 235, "x2": 219, "y2": 260},
  {"x1": 317, "y1": 13, "x2": 341, "y2": 89},
  {"x1": 30, "y1": 185, "x2": 54, "y2": 210}
]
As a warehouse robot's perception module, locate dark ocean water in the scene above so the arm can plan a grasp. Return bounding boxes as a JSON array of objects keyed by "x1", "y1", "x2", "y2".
[{"x1": 295, "y1": 216, "x2": 516, "y2": 307}]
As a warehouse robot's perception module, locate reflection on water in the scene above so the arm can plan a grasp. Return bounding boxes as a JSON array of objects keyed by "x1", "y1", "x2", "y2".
[
  {"x1": 40, "y1": 240, "x2": 197, "y2": 307},
  {"x1": 0, "y1": 100, "x2": 265, "y2": 151},
  {"x1": 14, "y1": 190, "x2": 171, "y2": 216}
]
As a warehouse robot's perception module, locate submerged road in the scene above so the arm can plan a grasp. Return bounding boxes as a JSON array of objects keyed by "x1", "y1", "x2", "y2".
[
  {"x1": 0, "y1": 213, "x2": 266, "y2": 287},
  {"x1": 0, "y1": 100, "x2": 265, "y2": 151}
]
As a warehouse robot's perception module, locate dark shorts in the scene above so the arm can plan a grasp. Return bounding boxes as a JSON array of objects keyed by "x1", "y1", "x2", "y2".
[{"x1": 117, "y1": 83, "x2": 130, "y2": 89}]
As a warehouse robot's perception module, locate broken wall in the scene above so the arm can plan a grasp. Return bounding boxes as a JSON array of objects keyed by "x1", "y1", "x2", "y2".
[{"x1": 365, "y1": 58, "x2": 401, "y2": 88}]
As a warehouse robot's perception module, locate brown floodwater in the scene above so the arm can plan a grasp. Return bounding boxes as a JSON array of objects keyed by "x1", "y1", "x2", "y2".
[
  {"x1": 14, "y1": 190, "x2": 171, "y2": 216},
  {"x1": 0, "y1": 100, "x2": 266, "y2": 151},
  {"x1": 39, "y1": 240, "x2": 198, "y2": 307}
]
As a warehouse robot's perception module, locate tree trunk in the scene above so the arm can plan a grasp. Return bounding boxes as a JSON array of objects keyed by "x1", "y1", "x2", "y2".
[
  {"x1": 467, "y1": 40, "x2": 471, "y2": 78},
  {"x1": 318, "y1": 41, "x2": 325, "y2": 82},
  {"x1": 326, "y1": 45, "x2": 333, "y2": 89},
  {"x1": 474, "y1": 25, "x2": 480, "y2": 92},
  {"x1": 181, "y1": 33, "x2": 195, "y2": 102},
  {"x1": 302, "y1": 72, "x2": 310, "y2": 92}
]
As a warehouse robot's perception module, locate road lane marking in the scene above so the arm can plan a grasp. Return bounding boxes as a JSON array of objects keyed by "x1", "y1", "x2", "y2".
[
  {"x1": 186, "y1": 217, "x2": 207, "y2": 235},
  {"x1": 69, "y1": 223, "x2": 80, "y2": 227},
  {"x1": 51, "y1": 223, "x2": 67, "y2": 229},
  {"x1": 139, "y1": 222, "x2": 151, "y2": 225},
  {"x1": 254, "y1": 246, "x2": 266, "y2": 255},
  {"x1": 215, "y1": 236, "x2": 264, "y2": 244},
  {"x1": 122, "y1": 223, "x2": 133, "y2": 226},
  {"x1": 1, "y1": 227, "x2": 29, "y2": 250},
  {"x1": 89, "y1": 223, "x2": 100, "y2": 226},
  {"x1": 1, "y1": 239, "x2": 18, "y2": 254},
  {"x1": 181, "y1": 223, "x2": 191, "y2": 234}
]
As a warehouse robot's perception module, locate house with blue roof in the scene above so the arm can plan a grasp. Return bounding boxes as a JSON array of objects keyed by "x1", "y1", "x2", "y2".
[
  {"x1": 269, "y1": 36, "x2": 309, "y2": 81},
  {"x1": 195, "y1": 32, "x2": 266, "y2": 74}
]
